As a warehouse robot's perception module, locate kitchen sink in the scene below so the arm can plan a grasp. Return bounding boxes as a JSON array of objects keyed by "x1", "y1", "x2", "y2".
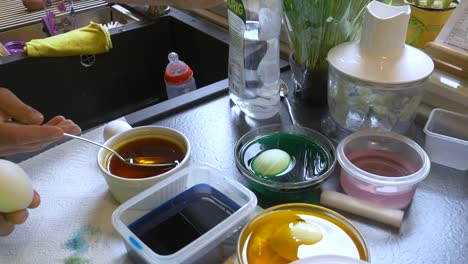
[{"x1": 0, "y1": 5, "x2": 229, "y2": 130}]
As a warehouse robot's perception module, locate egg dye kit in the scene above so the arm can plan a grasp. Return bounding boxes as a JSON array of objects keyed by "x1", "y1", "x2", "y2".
[{"x1": 112, "y1": 163, "x2": 257, "y2": 264}]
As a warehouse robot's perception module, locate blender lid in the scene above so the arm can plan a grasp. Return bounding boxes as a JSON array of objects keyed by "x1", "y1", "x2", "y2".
[{"x1": 327, "y1": 1, "x2": 434, "y2": 85}]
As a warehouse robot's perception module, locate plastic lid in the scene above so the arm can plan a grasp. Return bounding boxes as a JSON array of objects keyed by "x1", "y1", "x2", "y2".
[
  {"x1": 164, "y1": 52, "x2": 193, "y2": 85},
  {"x1": 327, "y1": 1, "x2": 434, "y2": 85}
]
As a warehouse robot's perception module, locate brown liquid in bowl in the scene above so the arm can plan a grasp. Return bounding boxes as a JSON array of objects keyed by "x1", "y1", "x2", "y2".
[{"x1": 107, "y1": 137, "x2": 185, "y2": 179}]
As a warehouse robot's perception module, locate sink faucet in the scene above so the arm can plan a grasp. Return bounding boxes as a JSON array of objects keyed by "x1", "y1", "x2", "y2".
[
  {"x1": 147, "y1": 5, "x2": 171, "y2": 17},
  {"x1": 123, "y1": 4, "x2": 170, "y2": 19}
]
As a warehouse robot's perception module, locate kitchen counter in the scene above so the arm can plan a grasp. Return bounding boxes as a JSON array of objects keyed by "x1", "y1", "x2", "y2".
[{"x1": 1, "y1": 69, "x2": 467, "y2": 263}]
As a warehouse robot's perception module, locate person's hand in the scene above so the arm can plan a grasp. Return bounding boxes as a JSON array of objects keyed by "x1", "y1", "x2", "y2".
[
  {"x1": 0, "y1": 88, "x2": 81, "y2": 156},
  {"x1": 0, "y1": 191, "x2": 40, "y2": 236}
]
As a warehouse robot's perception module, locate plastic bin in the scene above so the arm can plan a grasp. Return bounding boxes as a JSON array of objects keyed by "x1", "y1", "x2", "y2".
[
  {"x1": 112, "y1": 163, "x2": 257, "y2": 264},
  {"x1": 423, "y1": 108, "x2": 468, "y2": 170}
]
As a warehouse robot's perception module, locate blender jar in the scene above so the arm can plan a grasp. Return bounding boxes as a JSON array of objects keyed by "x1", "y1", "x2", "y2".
[
  {"x1": 324, "y1": 1, "x2": 434, "y2": 141},
  {"x1": 327, "y1": 66, "x2": 425, "y2": 134}
]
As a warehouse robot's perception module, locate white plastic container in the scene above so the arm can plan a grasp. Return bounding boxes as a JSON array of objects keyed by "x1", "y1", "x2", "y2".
[
  {"x1": 423, "y1": 108, "x2": 468, "y2": 170},
  {"x1": 112, "y1": 163, "x2": 257, "y2": 264}
]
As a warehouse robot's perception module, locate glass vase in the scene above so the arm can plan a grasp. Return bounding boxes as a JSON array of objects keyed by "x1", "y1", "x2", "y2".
[{"x1": 283, "y1": 0, "x2": 371, "y2": 104}]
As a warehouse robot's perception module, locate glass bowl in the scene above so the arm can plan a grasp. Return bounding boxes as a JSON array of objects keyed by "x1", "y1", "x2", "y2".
[
  {"x1": 337, "y1": 130, "x2": 430, "y2": 209},
  {"x1": 236, "y1": 203, "x2": 370, "y2": 263},
  {"x1": 234, "y1": 124, "x2": 336, "y2": 203}
]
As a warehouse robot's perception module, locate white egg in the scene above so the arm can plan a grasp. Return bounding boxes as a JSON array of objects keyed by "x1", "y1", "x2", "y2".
[
  {"x1": 0, "y1": 159, "x2": 34, "y2": 213},
  {"x1": 103, "y1": 120, "x2": 132, "y2": 141}
]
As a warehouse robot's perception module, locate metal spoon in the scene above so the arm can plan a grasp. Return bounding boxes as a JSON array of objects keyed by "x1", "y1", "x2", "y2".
[
  {"x1": 279, "y1": 81, "x2": 297, "y2": 126},
  {"x1": 63, "y1": 133, "x2": 178, "y2": 167}
]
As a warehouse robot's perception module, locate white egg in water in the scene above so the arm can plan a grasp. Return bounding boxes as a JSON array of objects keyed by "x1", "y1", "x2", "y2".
[
  {"x1": 0, "y1": 159, "x2": 34, "y2": 213},
  {"x1": 103, "y1": 120, "x2": 132, "y2": 141}
]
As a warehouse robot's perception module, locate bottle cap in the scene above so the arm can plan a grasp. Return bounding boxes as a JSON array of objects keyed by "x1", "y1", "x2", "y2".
[{"x1": 164, "y1": 52, "x2": 193, "y2": 85}]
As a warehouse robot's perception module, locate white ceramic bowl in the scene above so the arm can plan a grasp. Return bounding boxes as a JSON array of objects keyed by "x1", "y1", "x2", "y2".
[{"x1": 97, "y1": 126, "x2": 191, "y2": 203}]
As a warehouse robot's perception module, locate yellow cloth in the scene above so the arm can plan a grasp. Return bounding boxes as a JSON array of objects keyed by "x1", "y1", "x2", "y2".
[{"x1": 25, "y1": 22, "x2": 112, "y2": 57}]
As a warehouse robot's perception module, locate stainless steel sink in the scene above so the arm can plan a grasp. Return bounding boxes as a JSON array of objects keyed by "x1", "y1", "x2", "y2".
[{"x1": 0, "y1": 6, "x2": 229, "y2": 130}]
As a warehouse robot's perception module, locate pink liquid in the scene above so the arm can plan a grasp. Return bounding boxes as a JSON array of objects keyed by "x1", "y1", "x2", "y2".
[{"x1": 340, "y1": 149, "x2": 418, "y2": 209}]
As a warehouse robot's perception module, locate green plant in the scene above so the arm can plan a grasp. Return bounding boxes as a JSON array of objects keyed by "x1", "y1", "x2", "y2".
[
  {"x1": 283, "y1": 0, "x2": 371, "y2": 70},
  {"x1": 409, "y1": 0, "x2": 454, "y2": 8}
]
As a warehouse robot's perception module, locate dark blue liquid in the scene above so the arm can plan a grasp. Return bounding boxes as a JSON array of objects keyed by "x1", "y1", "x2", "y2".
[{"x1": 129, "y1": 184, "x2": 240, "y2": 256}]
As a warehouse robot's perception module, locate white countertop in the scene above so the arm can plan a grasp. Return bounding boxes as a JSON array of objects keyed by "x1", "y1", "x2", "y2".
[{"x1": 0, "y1": 121, "x2": 132, "y2": 264}]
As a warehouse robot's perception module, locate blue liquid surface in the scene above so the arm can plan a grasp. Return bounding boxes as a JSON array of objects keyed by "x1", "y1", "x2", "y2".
[{"x1": 129, "y1": 184, "x2": 240, "y2": 256}]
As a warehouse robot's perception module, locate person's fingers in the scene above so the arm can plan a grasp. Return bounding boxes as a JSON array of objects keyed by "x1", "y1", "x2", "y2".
[
  {"x1": 0, "y1": 88, "x2": 44, "y2": 125},
  {"x1": 44, "y1": 116, "x2": 66, "y2": 126},
  {"x1": 0, "y1": 214, "x2": 15, "y2": 236},
  {"x1": 4, "y1": 210, "x2": 28, "y2": 225},
  {"x1": 0, "y1": 123, "x2": 63, "y2": 146},
  {"x1": 29, "y1": 191, "x2": 41, "y2": 209},
  {"x1": 57, "y1": 119, "x2": 81, "y2": 135},
  {"x1": 1, "y1": 191, "x2": 39, "y2": 227},
  {"x1": 45, "y1": 116, "x2": 81, "y2": 135}
]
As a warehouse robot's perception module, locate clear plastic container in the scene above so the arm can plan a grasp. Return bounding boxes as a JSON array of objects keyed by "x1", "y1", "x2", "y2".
[
  {"x1": 112, "y1": 163, "x2": 257, "y2": 264},
  {"x1": 164, "y1": 52, "x2": 196, "y2": 99},
  {"x1": 423, "y1": 108, "x2": 468, "y2": 170},
  {"x1": 337, "y1": 130, "x2": 430, "y2": 209}
]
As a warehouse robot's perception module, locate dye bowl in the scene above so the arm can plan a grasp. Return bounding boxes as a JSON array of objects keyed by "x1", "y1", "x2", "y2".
[
  {"x1": 112, "y1": 163, "x2": 257, "y2": 264},
  {"x1": 236, "y1": 203, "x2": 370, "y2": 263},
  {"x1": 97, "y1": 126, "x2": 191, "y2": 203},
  {"x1": 235, "y1": 125, "x2": 336, "y2": 203},
  {"x1": 337, "y1": 130, "x2": 430, "y2": 209}
]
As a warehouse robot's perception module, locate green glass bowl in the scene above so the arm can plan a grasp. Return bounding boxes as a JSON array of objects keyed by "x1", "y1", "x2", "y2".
[{"x1": 235, "y1": 125, "x2": 336, "y2": 203}]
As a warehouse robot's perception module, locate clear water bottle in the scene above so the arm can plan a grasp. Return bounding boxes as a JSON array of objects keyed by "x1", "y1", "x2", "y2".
[
  {"x1": 227, "y1": 0, "x2": 282, "y2": 119},
  {"x1": 164, "y1": 52, "x2": 196, "y2": 99}
]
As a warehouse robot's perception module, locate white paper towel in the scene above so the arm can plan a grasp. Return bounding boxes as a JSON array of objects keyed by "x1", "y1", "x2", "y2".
[{"x1": 0, "y1": 119, "x2": 132, "y2": 264}]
